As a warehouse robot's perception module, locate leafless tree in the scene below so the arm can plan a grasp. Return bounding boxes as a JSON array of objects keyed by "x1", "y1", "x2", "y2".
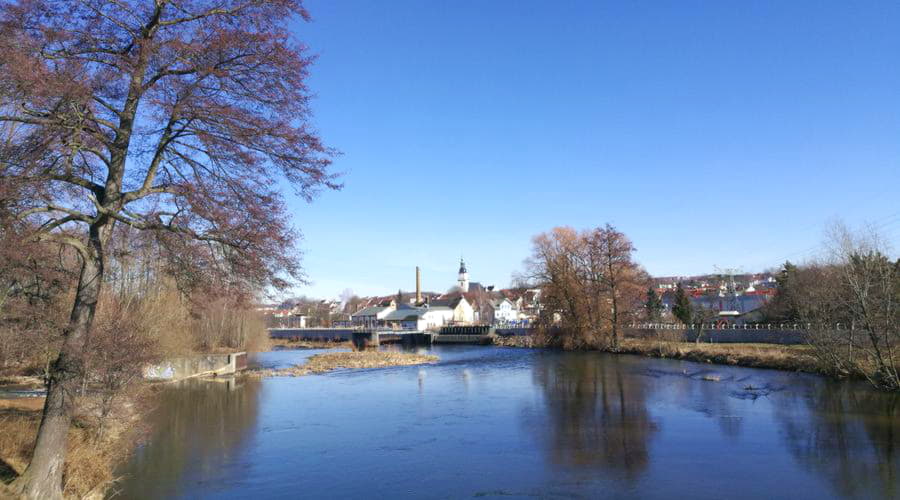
[
  {"x1": 786, "y1": 222, "x2": 899, "y2": 390},
  {"x1": 0, "y1": 1, "x2": 337, "y2": 496}
]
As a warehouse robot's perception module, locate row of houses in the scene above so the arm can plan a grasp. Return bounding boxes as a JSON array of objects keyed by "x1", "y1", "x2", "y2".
[
  {"x1": 349, "y1": 291, "x2": 538, "y2": 330},
  {"x1": 346, "y1": 260, "x2": 543, "y2": 330}
]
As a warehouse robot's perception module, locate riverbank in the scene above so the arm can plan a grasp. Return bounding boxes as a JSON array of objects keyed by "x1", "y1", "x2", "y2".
[
  {"x1": 254, "y1": 351, "x2": 439, "y2": 377},
  {"x1": 0, "y1": 390, "x2": 149, "y2": 499},
  {"x1": 616, "y1": 338, "x2": 822, "y2": 373},
  {"x1": 494, "y1": 335, "x2": 825, "y2": 374}
]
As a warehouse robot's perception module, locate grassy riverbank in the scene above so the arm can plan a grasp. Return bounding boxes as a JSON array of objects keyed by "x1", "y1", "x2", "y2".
[
  {"x1": 0, "y1": 391, "x2": 148, "y2": 499},
  {"x1": 616, "y1": 338, "x2": 822, "y2": 373},
  {"x1": 255, "y1": 351, "x2": 439, "y2": 377},
  {"x1": 494, "y1": 335, "x2": 824, "y2": 374}
]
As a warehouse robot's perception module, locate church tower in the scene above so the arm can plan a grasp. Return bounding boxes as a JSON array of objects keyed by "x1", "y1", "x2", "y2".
[{"x1": 458, "y1": 258, "x2": 469, "y2": 293}]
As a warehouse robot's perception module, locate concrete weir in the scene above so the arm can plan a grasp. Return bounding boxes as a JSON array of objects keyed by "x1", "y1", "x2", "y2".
[
  {"x1": 351, "y1": 330, "x2": 434, "y2": 349},
  {"x1": 144, "y1": 352, "x2": 248, "y2": 381},
  {"x1": 351, "y1": 327, "x2": 496, "y2": 349}
]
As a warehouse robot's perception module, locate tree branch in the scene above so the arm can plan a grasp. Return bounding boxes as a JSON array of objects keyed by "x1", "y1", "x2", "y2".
[
  {"x1": 18, "y1": 204, "x2": 94, "y2": 223},
  {"x1": 35, "y1": 232, "x2": 90, "y2": 260},
  {"x1": 48, "y1": 173, "x2": 105, "y2": 196},
  {"x1": 158, "y1": 2, "x2": 257, "y2": 27}
]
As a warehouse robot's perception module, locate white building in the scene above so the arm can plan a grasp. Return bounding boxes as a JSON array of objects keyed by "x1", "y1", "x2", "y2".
[
  {"x1": 382, "y1": 304, "x2": 454, "y2": 330},
  {"x1": 428, "y1": 295, "x2": 475, "y2": 324},
  {"x1": 485, "y1": 298, "x2": 518, "y2": 324},
  {"x1": 350, "y1": 305, "x2": 395, "y2": 327}
]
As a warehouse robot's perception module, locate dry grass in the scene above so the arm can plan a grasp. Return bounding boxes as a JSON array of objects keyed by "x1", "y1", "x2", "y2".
[
  {"x1": 494, "y1": 335, "x2": 824, "y2": 374},
  {"x1": 0, "y1": 398, "x2": 44, "y2": 412},
  {"x1": 0, "y1": 394, "x2": 146, "y2": 499},
  {"x1": 615, "y1": 338, "x2": 822, "y2": 373},
  {"x1": 254, "y1": 351, "x2": 439, "y2": 377},
  {"x1": 493, "y1": 336, "x2": 540, "y2": 348}
]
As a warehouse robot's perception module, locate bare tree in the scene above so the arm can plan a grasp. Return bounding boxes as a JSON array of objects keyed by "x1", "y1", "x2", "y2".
[
  {"x1": 785, "y1": 223, "x2": 899, "y2": 390},
  {"x1": 0, "y1": 1, "x2": 337, "y2": 497},
  {"x1": 525, "y1": 225, "x2": 648, "y2": 350},
  {"x1": 585, "y1": 225, "x2": 647, "y2": 348}
]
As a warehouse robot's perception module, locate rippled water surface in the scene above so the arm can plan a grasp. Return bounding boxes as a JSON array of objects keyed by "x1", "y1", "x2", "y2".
[{"x1": 115, "y1": 346, "x2": 900, "y2": 499}]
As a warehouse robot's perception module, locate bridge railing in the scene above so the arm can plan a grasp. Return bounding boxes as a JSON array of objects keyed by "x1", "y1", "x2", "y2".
[{"x1": 627, "y1": 323, "x2": 856, "y2": 331}]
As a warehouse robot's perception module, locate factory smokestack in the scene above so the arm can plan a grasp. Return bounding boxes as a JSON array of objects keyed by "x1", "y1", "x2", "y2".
[{"x1": 416, "y1": 266, "x2": 422, "y2": 304}]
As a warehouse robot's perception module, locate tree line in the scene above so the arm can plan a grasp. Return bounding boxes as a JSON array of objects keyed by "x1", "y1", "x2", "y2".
[{"x1": 521, "y1": 222, "x2": 899, "y2": 391}]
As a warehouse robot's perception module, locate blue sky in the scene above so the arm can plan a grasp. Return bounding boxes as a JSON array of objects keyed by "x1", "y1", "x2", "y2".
[{"x1": 281, "y1": 1, "x2": 900, "y2": 299}]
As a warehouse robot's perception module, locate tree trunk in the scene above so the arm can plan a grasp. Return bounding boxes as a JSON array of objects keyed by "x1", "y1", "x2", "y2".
[
  {"x1": 11, "y1": 227, "x2": 106, "y2": 500},
  {"x1": 610, "y1": 292, "x2": 619, "y2": 349}
]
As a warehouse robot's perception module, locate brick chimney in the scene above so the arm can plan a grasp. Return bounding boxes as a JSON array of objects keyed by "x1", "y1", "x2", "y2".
[{"x1": 416, "y1": 266, "x2": 422, "y2": 304}]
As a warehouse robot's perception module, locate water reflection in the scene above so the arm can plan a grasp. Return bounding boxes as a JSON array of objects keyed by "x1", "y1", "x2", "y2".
[
  {"x1": 644, "y1": 365, "x2": 753, "y2": 441},
  {"x1": 531, "y1": 353, "x2": 657, "y2": 480},
  {"x1": 114, "y1": 348, "x2": 900, "y2": 499},
  {"x1": 774, "y1": 380, "x2": 900, "y2": 499},
  {"x1": 113, "y1": 377, "x2": 262, "y2": 499}
]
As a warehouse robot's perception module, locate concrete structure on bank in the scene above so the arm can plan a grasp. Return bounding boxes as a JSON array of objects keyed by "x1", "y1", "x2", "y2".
[{"x1": 144, "y1": 352, "x2": 247, "y2": 381}]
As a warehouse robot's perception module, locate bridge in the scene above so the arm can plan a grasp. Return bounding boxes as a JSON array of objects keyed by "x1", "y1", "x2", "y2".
[
  {"x1": 269, "y1": 326, "x2": 494, "y2": 349},
  {"x1": 270, "y1": 324, "x2": 815, "y2": 348}
]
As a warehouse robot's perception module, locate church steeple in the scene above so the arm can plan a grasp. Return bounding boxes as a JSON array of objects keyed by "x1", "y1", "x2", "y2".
[{"x1": 457, "y1": 257, "x2": 469, "y2": 292}]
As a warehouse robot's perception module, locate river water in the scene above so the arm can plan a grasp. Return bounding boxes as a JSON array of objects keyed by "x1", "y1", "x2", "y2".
[{"x1": 115, "y1": 346, "x2": 899, "y2": 499}]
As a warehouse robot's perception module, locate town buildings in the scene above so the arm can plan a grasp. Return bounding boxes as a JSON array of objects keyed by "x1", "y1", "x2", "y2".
[
  {"x1": 483, "y1": 297, "x2": 517, "y2": 324},
  {"x1": 349, "y1": 305, "x2": 394, "y2": 328},
  {"x1": 264, "y1": 260, "x2": 784, "y2": 330}
]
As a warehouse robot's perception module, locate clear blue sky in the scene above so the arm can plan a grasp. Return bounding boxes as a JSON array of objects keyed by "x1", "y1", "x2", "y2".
[{"x1": 282, "y1": 0, "x2": 900, "y2": 299}]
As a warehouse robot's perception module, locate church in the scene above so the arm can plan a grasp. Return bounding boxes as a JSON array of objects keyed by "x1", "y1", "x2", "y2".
[
  {"x1": 457, "y1": 258, "x2": 469, "y2": 292},
  {"x1": 455, "y1": 257, "x2": 485, "y2": 294}
]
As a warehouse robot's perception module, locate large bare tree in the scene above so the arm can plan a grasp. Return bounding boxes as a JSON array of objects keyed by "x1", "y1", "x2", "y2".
[
  {"x1": 0, "y1": 1, "x2": 337, "y2": 497},
  {"x1": 526, "y1": 225, "x2": 647, "y2": 349},
  {"x1": 585, "y1": 224, "x2": 646, "y2": 348}
]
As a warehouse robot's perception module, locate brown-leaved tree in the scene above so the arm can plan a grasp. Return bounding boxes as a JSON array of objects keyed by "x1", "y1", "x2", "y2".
[
  {"x1": 526, "y1": 225, "x2": 647, "y2": 349},
  {"x1": 0, "y1": 1, "x2": 337, "y2": 497}
]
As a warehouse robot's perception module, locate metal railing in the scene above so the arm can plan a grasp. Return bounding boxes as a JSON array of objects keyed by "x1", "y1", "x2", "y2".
[{"x1": 628, "y1": 323, "x2": 855, "y2": 331}]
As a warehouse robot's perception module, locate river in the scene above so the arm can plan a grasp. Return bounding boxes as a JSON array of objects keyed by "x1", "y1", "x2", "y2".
[{"x1": 114, "y1": 346, "x2": 900, "y2": 499}]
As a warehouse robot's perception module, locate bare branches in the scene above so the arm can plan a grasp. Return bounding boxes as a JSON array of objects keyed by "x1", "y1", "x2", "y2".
[
  {"x1": 18, "y1": 204, "x2": 93, "y2": 223},
  {"x1": 36, "y1": 232, "x2": 90, "y2": 260},
  {"x1": 47, "y1": 173, "x2": 105, "y2": 196},
  {"x1": 526, "y1": 225, "x2": 648, "y2": 350},
  {"x1": 777, "y1": 223, "x2": 900, "y2": 390},
  {"x1": 1, "y1": 0, "x2": 333, "y2": 296},
  {"x1": 157, "y1": 1, "x2": 258, "y2": 27}
]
